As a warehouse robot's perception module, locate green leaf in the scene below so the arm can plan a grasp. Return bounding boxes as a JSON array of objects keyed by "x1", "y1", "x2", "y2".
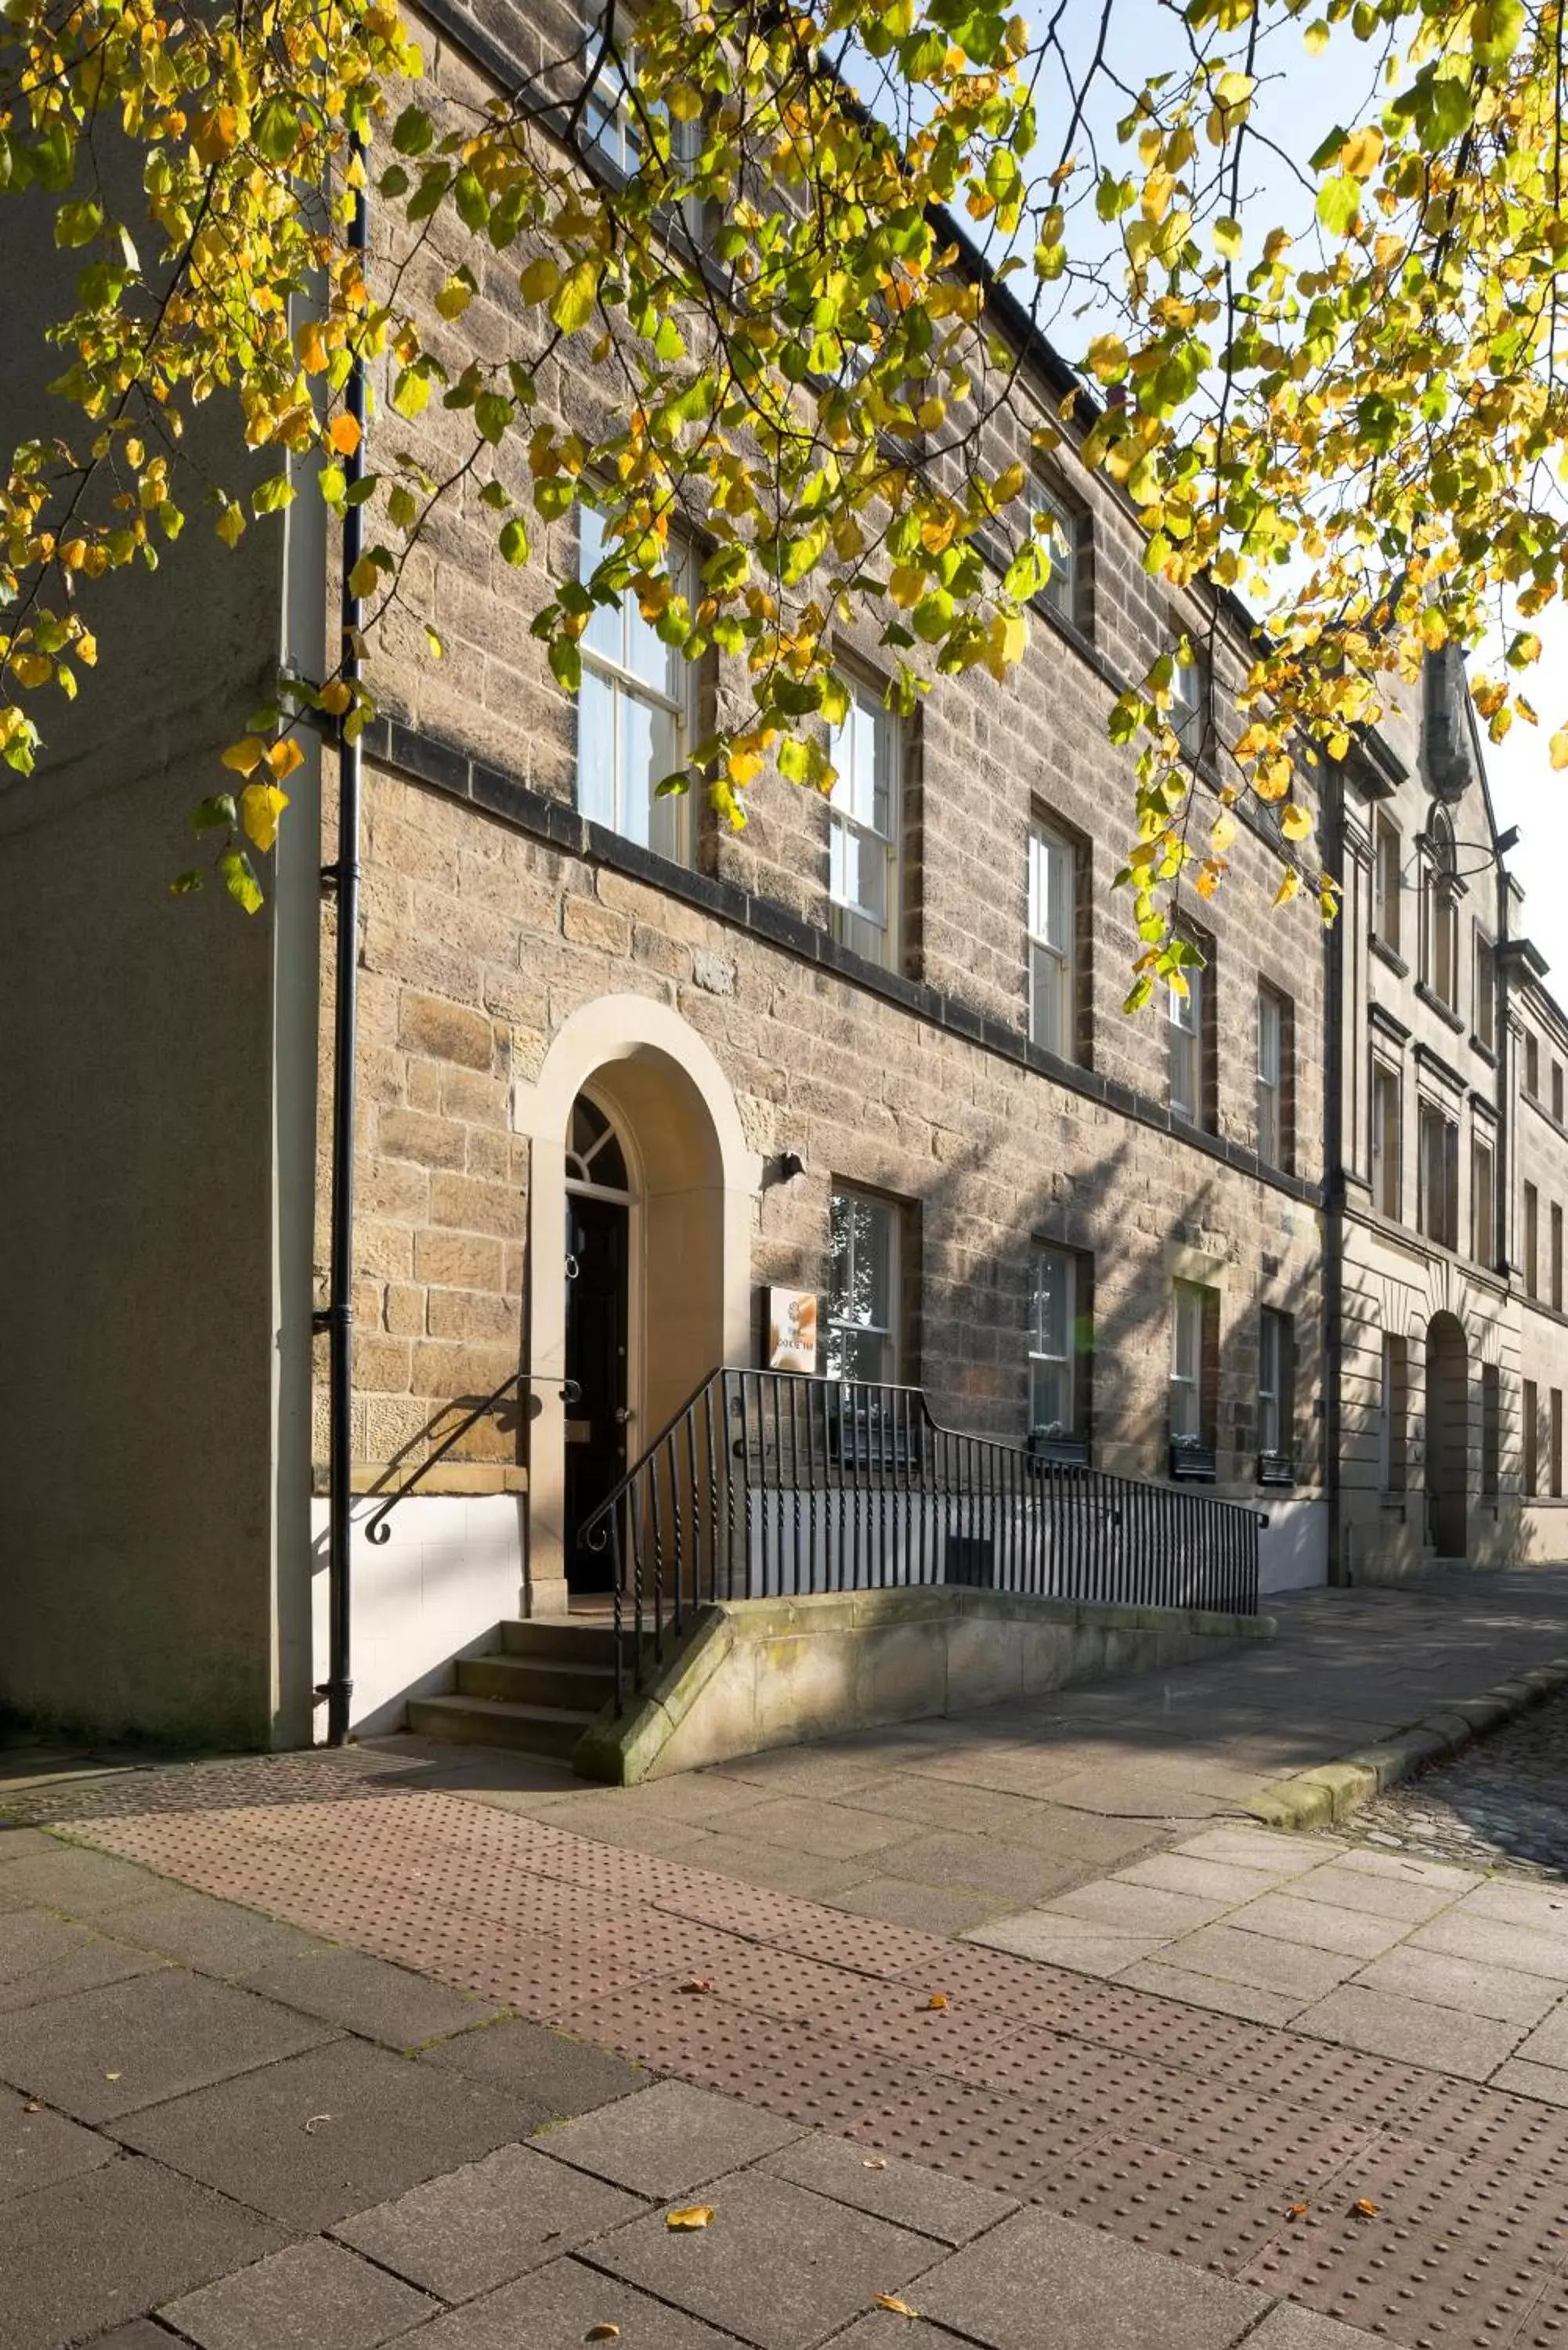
[
  {"x1": 453, "y1": 167, "x2": 489, "y2": 232},
  {"x1": 548, "y1": 637, "x2": 582, "y2": 692},
  {"x1": 253, "y1": 99, "x2": 301, "y2": 164},
  {"x1": 392, "y1": 105, "x2": 434, "y2": 154},
  {"x1": 191, "y1": 793, "x2": 238, "y2": 835},
  {"x1": 550, "y1": 260, "x2": 599, "y2": 334},
  {"x1": 1316, "y1": 175, "x2": 1361, "y2": 236},
  {"x1": 54, "y1": 199, "x2": 103, "y2": 248},
  {"x1": 218, "y1": 850, "x2": 263, "y2": 913},
  {"x1": 499, "y1": 517, "x2": 529, "y2": 566}
]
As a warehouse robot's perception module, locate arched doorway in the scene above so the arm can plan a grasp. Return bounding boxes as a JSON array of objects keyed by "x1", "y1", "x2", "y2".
[
  {"x1": 512, "y1": 996, "x2": 762, "y2": 1615},
  {"x1": 1425, "y1": 1311, "x2": 1469, "y2": 1560},
  {"x1": 563, "y1": 1094, "x2": 634, "y2": 1595}
]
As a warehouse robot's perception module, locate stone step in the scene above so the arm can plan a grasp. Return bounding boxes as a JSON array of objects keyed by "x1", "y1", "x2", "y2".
[
  {"x1": 455, "y1": 1652, "x2": 616, "y2": 1712},
  {"x1": 405, "y1": 1694, "x2": 595, "y2": 1761},
  {"x1": 497, "y1": 1618, "x2": 620, "y2": 1664}
]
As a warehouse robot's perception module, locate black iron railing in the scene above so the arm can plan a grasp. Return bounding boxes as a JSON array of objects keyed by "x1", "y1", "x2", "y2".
[
  {"x1": 363, "y1": 1370, "x2": 579, "y2": 1547},
  {"x1": 576, "y1": 1368, "x2": 1267, "y2": 1711}
]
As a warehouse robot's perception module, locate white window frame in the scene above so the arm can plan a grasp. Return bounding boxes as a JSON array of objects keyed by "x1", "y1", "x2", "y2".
[
  {"x1": 1028, "y1": 823, "x2": 1076, "y2": 1059},
  {"x1": 1371, "y1": 1058, "x2": 1401, "y2": 1220},
  {"x1": 828, "y1": 675, "x2": 901, "y2": 969},
  {"x1": 576, "y1": 506, "x2": 694, "y2": 862},
  {"x1": 1171, "y1": 645, "x2": 1208, "y2": 764},
  {"x1": 1026, "y1": 478, "x2": 1084, "y2": 631},
  {"x1": 1167, "y1": 967, "x2": 1201, "y2": 1123},
  {"x1": 1258, "y1": 1308, "x2": 1291, "y2": 1460},
  {"x1": 1029, "y1": 1247, "x2": 1077, "y2": 1437},
  {"x1": 825, "y1": 1188, "x2": 899, "y2": 1383},
  {"x1": 1373, "y1": 815, "x2": 1402, "y2": 954},
  {"x1": 1169, "y1": 1282, "x2": 1207, "y2": 1442},
  {"x1": 1474, "y1": 930, "x2": 1496, "y2": 1053},
  {"x1": 1472, "y1": 1135, "x2": 1495, "y2": 1267},
  {"x1": 1257, "y1": 987, "x2": 1284, "y2": 1169}
]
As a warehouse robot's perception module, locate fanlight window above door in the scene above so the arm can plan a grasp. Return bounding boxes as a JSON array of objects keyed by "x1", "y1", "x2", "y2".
[{"x1": 565, "y1": 1095, "x2": 630, "y2": 1194}]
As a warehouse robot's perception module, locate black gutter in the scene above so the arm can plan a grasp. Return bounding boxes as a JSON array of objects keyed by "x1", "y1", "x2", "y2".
[
  {"x1": 320, "y1": 133, "x2": 368, "y2": 1748},
  {"x1": 1321, "y1": 760, "x2": 1346, "y2": 1583}
]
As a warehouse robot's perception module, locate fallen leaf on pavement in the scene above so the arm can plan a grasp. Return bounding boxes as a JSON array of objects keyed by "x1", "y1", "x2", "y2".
[
  {"x1": 1353, "y1": 2198, "x2": 1378, "y2": 2218},
  {"x1": 679, "y1": 1977, "x2": 714, "y2": 1994},
  {"x1": 584, "y1": 2326, "x2": 620, "y2": 2341},
  {"x1": 667, "y1": 2206, "x2": 714, "y2": 2231},
  {"x1": 862, "y1": 2157, "x2": 888, "y2": 2171},
  {"x1": 924, "y1": 1993, "x2": 948, "y2": 2011},
  {"x1": 305, "y1": 2113, "x2": 335, "y2": 2134},
  {"x1": 104, "y1": 2071, "x2": 121, "y2": 2081},
  {"x1": 1285, "y1": 2203, "x2": 1309, "y2": 2221},
  {"x1": 23, "y1": 2099, "x2": 42, "y2": 2114},
  {"x1": 873, "y1": 2294, "x2": 920, "y2": 2318}
]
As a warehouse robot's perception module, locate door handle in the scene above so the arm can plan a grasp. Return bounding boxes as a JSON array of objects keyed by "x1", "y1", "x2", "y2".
[{"x1": 614, "y1": 1407, "x2": 632, "y2": 1425}]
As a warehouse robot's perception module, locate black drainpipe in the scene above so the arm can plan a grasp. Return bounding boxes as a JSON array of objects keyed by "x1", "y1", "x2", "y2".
[
  {"x1": 1322, "y1": 762, "x2": 1346, "y2": 1583},
  {"x1": 320, "y1": 133, "x2": 368, "y2": 1748}
]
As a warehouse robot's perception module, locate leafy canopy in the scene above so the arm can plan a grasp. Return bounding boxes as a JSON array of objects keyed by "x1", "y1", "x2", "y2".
[{"x1": 2, "y1": 0, "x2": 1564, "y2": 989}]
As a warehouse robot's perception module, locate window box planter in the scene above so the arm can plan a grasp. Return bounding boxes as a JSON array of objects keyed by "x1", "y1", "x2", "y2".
[
  {"x1": 1028, "y1": 1429, "x2": 1090, "y2": 1469},
  {"x1": 1169, "y1": 1437, "x2": 1217, "y2": 1483},
  {"x1": 1256, "y1": 1450, "x2": 1296, "y2": 1489}
]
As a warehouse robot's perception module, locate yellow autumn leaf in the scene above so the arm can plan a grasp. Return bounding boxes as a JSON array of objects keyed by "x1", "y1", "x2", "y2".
[
  {"x1": 193, "y1": 104, "x2": 240, "y2": 165},
  {"x1": 318, "y1": 679, "x2": 352, "y2": 715},
  {"x1": 220, "y1": 736, "x2": 266, "y2": 775},
  {"x1": 519, "y1": 256, "x2": 561, "y2": 305},
  {"x1": 215, "y1": 503, "x2": 246, "y2": 548},
  {"x1": 1086, "y1": 332, "x2": 1129, "y2": 381},
  {"x1": 327, "y1": 413, "x2": 362, "y2": 457},
  {"x1": 1550, "y1": 729, "x2": 1568, "y2": 771},
  {"x1": 1210, "y1": 811, "x2": 1237, "y2": 853},
  {"x1": 873, "y1": 2295, "x2": 919, "y2": 2319},
  {"x1": 925, "y1": 1991, "x2": 949, "y2": 2010},
  {"x1": 1274, "y1": 869, "x2": 1300, "y2": 908},
  {"x1": 240, "y1": 780, "x2": 289, "y2": 851},
  {"x1": 267, "y1": 736, "x2": 305, "y2": 780},
  {"x1": 1280, "y1": 803, "x2": 1313, "y2": 842},
  {"x1": 1212, "y1": 217, "x2": 1243, "y2": 261},
  {"x1": 888, "y1": 566, "x2": 926, "y2": 609},
  {"x1": 9, "y1": 652, "x2": 52, "y2": 688},
  {"x1": 1340, "y1": 125, "x2": 1384, "y2": 181},
  {"x1": 727, "y1": 748, "x2": 764, "y2": 787},
  {"x1": 667, "y1": 2206, "x2": 714, "y2": 2231},
  {"x1": 1302, "y1": 20, "x2": 1328, "y2": 52},
  {"x1": 294, "y1": 319, "x2": 328, "y2": 374}
]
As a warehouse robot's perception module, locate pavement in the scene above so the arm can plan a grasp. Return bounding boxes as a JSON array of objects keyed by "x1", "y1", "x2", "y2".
[{"x1": 6, "y1": 1569, "x2": 1568, "y2": 2348}]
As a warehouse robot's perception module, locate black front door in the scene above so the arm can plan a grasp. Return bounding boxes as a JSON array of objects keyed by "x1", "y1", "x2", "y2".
[{"x1": 564, "y1": 1191, "x2": 630, "y2": 1593}]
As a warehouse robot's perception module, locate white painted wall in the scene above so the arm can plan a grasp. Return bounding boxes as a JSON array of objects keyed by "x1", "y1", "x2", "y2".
[
  {"x1": 309, "y1": 1495, "x2": 525, "y2": 1736},
  {"x1": 1259, "y1": 1498, "x2": 1329, "y2": 1595}
]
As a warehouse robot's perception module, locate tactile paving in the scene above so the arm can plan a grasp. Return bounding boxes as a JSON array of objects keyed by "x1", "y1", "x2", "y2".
[{"x1": 16, "y1": 1743, "x2": 1568, "y2": 2350}]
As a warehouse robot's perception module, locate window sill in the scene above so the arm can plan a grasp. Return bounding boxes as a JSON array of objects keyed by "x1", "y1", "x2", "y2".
[
  {"x1": 1469, "y1": 1036, "x2": 1498, "y2": 1068},
  {"x1": 1369, "y1": 935, "x2": 1408, "y2": 978},
  {"x1": 1414, "y1": 981, "x2": 1465, "y2": 1034}
]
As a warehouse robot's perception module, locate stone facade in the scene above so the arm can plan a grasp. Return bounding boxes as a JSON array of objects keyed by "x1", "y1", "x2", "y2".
[{"x1": 7, "y1": 0, "x2": 1568, "y2": 1746}]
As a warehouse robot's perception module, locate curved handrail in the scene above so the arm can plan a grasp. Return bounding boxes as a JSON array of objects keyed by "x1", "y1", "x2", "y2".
[{"x1": 363, "y1": 1369, "x2": 580, "y2": 1546}]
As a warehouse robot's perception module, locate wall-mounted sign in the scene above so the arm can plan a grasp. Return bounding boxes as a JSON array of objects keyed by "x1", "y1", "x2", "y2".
[{"x1": 767, "y1": 1288, "x2": 818, "y2": 1374}]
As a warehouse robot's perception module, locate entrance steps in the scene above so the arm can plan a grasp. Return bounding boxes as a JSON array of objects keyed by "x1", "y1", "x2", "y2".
[{"x1": 406, "y1": 1618, "x2": 630, "y2": 1762}]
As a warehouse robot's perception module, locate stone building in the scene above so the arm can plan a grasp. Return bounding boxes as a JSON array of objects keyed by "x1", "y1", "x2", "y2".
[{"x1": 1, "y1": 0, "x2": 1560, "y2": 1752}]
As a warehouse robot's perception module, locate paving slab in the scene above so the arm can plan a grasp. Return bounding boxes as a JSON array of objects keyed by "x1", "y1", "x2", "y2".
[
  {"x1": 160, "y1": 2235, "x2": 439, "y2": 2350},
  {"x1": 540, "y1": 2080, "x2": 802, "y2": 2199},
  {"x1": 396, "y1": 2255, "x2": 746, "y2": 2350},
  {"x1": 114, "y1": 2037, "x2": 540, "y2": 2229},
  {"x1": 0, "y1": 2078, "x2": 117, "y2": 2201},
  {"x1": 110, "y1": 1887, "x2": 335, "y2": 1977},
  {"x1": 0, "y1": 1967, "x2": 336, "y2": 2120},
  {"x1": 761, "y1": 2131, "x2": 1017, "y2": 2246},
  {"x1": 1350, "y1": 1943, "x2": 1563, "y2": 2026},
  {"x1": 1114, "y1": 1854, "x2": 1285, "y2": 1907},
  {"x1": 0, "y1": 1829, "x2": 65, "y2": 1866},
  {"x1": 963, "y1": 1909, "x2": 1171, "y2": 1976},
  {"x1": 830, "y1": 1878, "x2": 1008, "y2": 1934},
  {"x1": 0, "y1": 2154, "x2": 286, "y2": 2350},
  {"x1": 1503, "y1": 2003, "x2": 1568, "y2": 2069},
  {"x1": 1044, "y1": 1879, "x2": 1232, "y2": 1937},
  {"x1": 1221, "y1": 1893, "x2": 1408, "y2": 1961},
  {"x1": 584, "y1": 2165, "x2": 941, "y2": 2350},
  {"x1": 1280, "y1": 1863, "x2": 1458, "y2": 1927},
  {"x1": 1490, "y1": 2056, "x2": 1568, "y2": 2106},
  {"x1": 909, "y1": 2206, "x2": 1269, "y2": 2350},
  {"x1": 334, "y1": 2139, "x2": 647, "y2": 2301},
  {"x1": 0, "y1": 1907, "x2": 165, "y2": 2012},
  {"x1": 1292, "y1": 1982, "x2": 1525, "y2": 2078},
  {"x1": 675, "y1": 1835, "x2": 870, "y2": 1900},
  {"x1": 1245, "y1": 2308, "x2": 1387, "y2": 2348},
  {"x1": 1174, "y1": 1828, "x2": 1340, "y2": 1875},
  {"x1": 1458, "y1": 1878, "x2": 1568, "y2": 1931},
  {"x1": 725, "y1": 1799, "x2": 917, "y2": 1862},
  {"x1": 850, "y1": 1832, "x2": 1080, "y2": 1907},
  {"x1": 417, "y1": 2014, "x2": 649, "y2": 2117},
  {"x1": 1330, "y1": 1847, "x2": 1480, "y2": 1893},
  {"x1": 81, "y1": 2325, "x2": 186, "y2": 2349},
  {"x1": 0, "y1": 1843, "x2": 165, "y2": 1918},
  {"x1": 1410, "y1": 1907, "x2": 1568, "y2": 1983},
  {"x1": 1141, "y1": 1924, "x2": 1360, "y2": 2004},
  {"x1": 1115, "y1": 1959, "x2": 1307, "y2": 2028},
  {"x1": 240, "y1": 1948, "x2": 503, "y2": 2049}
]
